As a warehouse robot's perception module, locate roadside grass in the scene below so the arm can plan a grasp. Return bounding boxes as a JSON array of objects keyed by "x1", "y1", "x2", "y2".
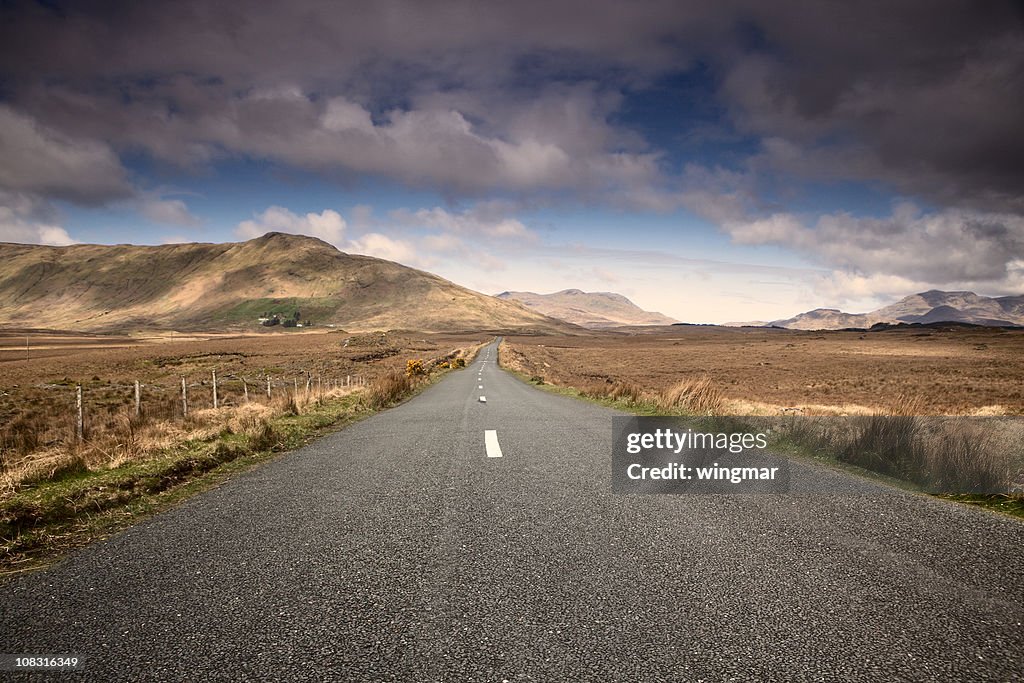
[
  {"x1": 498, "y1": 342, "x2": 1024, "y2": 520},
  {"x1": 0, "y1": 340, "x2": 490, "y2": 577}
]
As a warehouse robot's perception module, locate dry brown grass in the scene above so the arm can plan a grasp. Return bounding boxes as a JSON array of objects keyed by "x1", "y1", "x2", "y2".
[
  {"x1": 579, "y1": 380, "x2": 644, "y2": 404},
  {"x1": 499, "y1": 331, "x2": 1024, "y2": 492},
  {"x1": 0, "y1": 330, "x2": 486, "y2": 493},
  {"x1": 365, "y1": 372, "x2": 416, "y2": 410},
  {"x1": 657, "y1": 377, "x2": 725, "y2": 415},
  {"x1": 503, "y1": 325, "x2": 1024, "y2": 415}
]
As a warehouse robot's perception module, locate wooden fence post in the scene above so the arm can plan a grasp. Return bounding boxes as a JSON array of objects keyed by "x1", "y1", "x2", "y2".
[
  {"x1": 76, "y1": 385, "x2": 84, "y2": 442},
  {"x1": 134, "y1": 380, "x2": 141, "y2": 417},
  {"x1": 212, "y1": 369, "x2": 219, "y2": 409},
  {"x1": 266, "y1": 375, "x2": 272, "y2": 399},
  {"x1": 242, "y1": 377, "x2": 249, "y2": 403},
  {"x1": 181, "y1": 377, "x2": 188, "y2": 416}
]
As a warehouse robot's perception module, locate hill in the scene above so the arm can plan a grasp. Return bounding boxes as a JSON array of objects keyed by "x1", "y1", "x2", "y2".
[
  {"x1": 769, "y1": 290, "x2": 1024, "y2": 330},
  {"x1": 0, "y1": 233, "x2": 572, "y2": 333},
  {"x1": 495, "y1": 289, "x2": 676, "y2": 328}
]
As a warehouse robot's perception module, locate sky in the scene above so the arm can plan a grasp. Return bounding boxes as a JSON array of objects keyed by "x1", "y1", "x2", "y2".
[{"x1": 0, "y1": 1, "x2": 1022, "y2": 323}]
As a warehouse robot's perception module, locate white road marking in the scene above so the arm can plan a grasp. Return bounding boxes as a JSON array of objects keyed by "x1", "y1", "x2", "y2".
[
  {"x1": 485, "y1": 430, "x2": 503, "y2": 458},
  {"x1": 478, "y1": 384, "x2": 483, "y2": 389},
  {"x1": 479, "y1": 396, "x2": 486, "y2": 402}
]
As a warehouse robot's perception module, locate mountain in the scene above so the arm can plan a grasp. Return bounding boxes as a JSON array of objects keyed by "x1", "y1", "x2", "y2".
[
  {"x1": 0, "y1": 233, "x2": 572, "y2": 333},
  {"x1": 495, "y1": 289, "x2": 677, "y2": 328},
  {"x1": 770, "y1": 290, "x2": 1024, "y2": 330}
]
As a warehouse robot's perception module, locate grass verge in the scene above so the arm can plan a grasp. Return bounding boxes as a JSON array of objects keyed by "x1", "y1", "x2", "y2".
[
  {"x1": 0, "y1": 346, "x2": 488, "y2": 579},
  {"x1": 498, "y1": 343, "x2": 1024, "y2": 520}
]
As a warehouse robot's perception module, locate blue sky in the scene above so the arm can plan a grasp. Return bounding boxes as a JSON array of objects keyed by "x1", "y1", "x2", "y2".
[{"x1": 1, "y1": 1, "x2": 1021, "y2": 322}]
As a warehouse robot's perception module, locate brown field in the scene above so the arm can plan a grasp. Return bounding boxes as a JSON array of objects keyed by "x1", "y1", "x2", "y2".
[
  {"x1": 501, "y1": 325, "x2": 1024, "y2": 416},
  {"x1": 0, "y1": 328, "x2": 489, "y2": 490}
]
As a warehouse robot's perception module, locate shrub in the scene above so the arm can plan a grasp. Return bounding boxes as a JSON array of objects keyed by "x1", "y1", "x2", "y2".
[
  {"x1": 406, "y1": 359, "x2": 426, "y2": 377},
  {"x1": 923, "y1": 419, "x2": 1008, "y2": 493},
  {"x1": 453, "y1": 358, "x2": 466, "y2": 368},
  {"x1": 837, "y1": 414, "x2": 923, "y2": 479}
]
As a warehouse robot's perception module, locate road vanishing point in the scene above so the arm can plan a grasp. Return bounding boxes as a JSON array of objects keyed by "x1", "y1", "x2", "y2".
[{"x1": 1, "y1": 341, "x2": 1022, "y2": 681}]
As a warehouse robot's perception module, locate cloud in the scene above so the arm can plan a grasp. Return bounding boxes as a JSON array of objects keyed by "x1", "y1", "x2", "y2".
[
  {"x1": 346, "y1": 232, "x2": 424, "y2": 267},
  {"x1": 0, "y1": 106, "x2": 131, "y2": 205},
  {"x1": 1, "y1": 1, "x2": 1020, "y2": 216},
  {"x1": 137, "y1": 196, "x2": 201, "y2": 226},
  {"x1": 236, "y1": 206, "x2": 347, "y2": 244},
  {"x1": 0, "y1": 192, "x2": 76, "y2": 245},
  {"x1": 723, "y1": 202, "x2": 1024, "y2": 287},
  {"x1": 1, "y1": 0, "x2": 1022, "y2": 303},
  {"x1": 718, "y1": 4, "x2": 1024, "y2": 213},
  {"x1": 388, "y1": 202, "x2": 539, "y2": 242}
]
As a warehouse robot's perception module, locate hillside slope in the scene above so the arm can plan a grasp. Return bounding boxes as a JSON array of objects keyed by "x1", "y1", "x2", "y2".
[
  {"x1": 496, "y1": 289, "x2": 676, "y2": 328},
  {"x1": 0, "y1": 233, "x2": 570, "y2": 333}
]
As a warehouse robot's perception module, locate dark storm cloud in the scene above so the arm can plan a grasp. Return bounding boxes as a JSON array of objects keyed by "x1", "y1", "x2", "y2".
[
  {"x1": 1, "y1": 0, "x2": 1020, "y2": 206},
  {"x1": 0, "y1": 0, "x2": 1021, "y2": 279}
]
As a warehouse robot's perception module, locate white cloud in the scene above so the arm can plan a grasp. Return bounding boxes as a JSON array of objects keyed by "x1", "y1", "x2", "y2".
[
  {"x1": 722, "y1": 203, "x2": 1024, "y2": 288},
  {"x1": 0, "y1": 201, "x2": 76, "y2": 246},
  {"x1": 236, "y1": 206, "x2": 347, "y2": 244},
  {"x1": 389, "y1": 203, "x2": 538, "y2": 242},
  {"x1": 346, "y1": 232, "x2": 423, "y2": 266}
]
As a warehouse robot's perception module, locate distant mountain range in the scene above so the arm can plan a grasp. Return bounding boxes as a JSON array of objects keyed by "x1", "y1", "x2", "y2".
[
  {"x1": 495, "y1": 289, "x2": 677, "y2": 328},
  {"x1": 0, "y1": 233, "x2": 572, "y2": 333},
  {"x1": 768, "y1": 290, "x2": 1024, "y2": 330}
]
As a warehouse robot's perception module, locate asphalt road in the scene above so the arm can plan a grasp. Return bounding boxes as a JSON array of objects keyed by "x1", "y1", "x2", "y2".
[{"x1": 1, "y1": 341, "x2": 1022, "y2": 681}]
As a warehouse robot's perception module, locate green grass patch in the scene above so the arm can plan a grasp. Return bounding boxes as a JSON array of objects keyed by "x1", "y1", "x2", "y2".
[{"x1": 218, "y1": 297, "x2": 341, "y2": 325}]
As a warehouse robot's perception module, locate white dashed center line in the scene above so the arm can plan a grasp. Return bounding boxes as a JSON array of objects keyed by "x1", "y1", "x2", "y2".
[
  {"x1": 485, "y1": 430, "x2": 503, "y2": 458},
  {"x1": 479, "y1": 396, "x2": 486, "y2": 402}
]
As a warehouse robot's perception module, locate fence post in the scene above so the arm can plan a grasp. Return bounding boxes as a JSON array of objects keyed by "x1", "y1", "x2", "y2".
[
  {"x1": 76, "y1": 384, "x2": 84, "y2": 442},
  {"x1": 242, "y1": 377, "x2": 249, "y2": 403},
  {"x1": 212, "y1": 369, "x2": 219, "y2": 409},
  {"x1": 134, "y1": 380, "x2": 141, "y2": 417},
  {"x1": 266, "y1": 375, "x2": 272, "y2": 399},
  {"x1": 346, "y1": 374, "x2": 350, "y2": 387},
  {"x1": 294, "y1": 377, "x2": 298, "y2": 395},
  {"x1": 181, "y1": 377, "x2": 188, "y2": 416}
]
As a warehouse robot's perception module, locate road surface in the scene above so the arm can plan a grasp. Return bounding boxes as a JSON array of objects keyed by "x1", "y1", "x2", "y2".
[{"x1": 1, "y1": 341, "x2": 1022, "y2": 681}]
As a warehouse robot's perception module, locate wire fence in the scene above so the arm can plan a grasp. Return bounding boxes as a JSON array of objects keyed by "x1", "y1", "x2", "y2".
[{"x1": 0, "y1": 371, "x2": 368, "y2": 462}]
